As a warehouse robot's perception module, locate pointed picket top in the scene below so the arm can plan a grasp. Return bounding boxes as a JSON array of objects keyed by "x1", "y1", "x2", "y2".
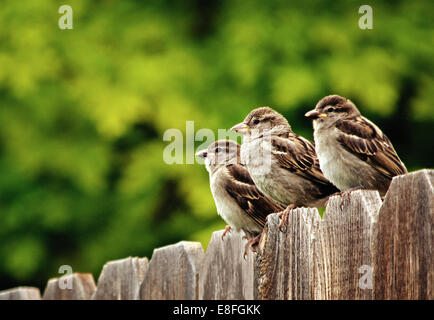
[
  {"x1": 373, "y1": 169, "x2": 433, "y2": 299},
  {"x1": 92, "y1": 257, "x2": 149, "y2": 300},
  {"x1": 256, "y1": 209, "x2": 321, "y2": 300},
  {"x1": 42, "y1": 273, "x2": 96, "y2": 300},
  {"x1": 313, "y1": 189, "x2": 382, "y2": 300},
  {"x1": 0, "y1": 287, "x2": 41, "y2": 300},
  {"x1": 140, "y1": 241, "x2": 204, "y2": 300},
  {"x1": 199, "y1": 229, "x2": 255, "y2": 299}
]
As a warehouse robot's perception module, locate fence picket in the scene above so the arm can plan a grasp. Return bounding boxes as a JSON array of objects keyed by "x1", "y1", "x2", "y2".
[{"x1": 1, "y1": 170, "x2": 431, "y2": 300}]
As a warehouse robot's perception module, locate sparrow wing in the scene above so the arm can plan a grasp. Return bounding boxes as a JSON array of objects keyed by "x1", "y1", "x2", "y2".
[
  {"x1": 224, "y1": 164, "x2": 285, "y2": 228},
  {"x1": 335, "y1": 117, "x2": 407, "y2": 179},
  {"x1": 270, "y1": 133, "x2": 339, "y2": 194}
]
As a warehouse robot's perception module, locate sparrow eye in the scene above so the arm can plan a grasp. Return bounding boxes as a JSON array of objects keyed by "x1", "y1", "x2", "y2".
[
  {"x1": 326, "y1": 107, "x2": 335, "y2": 113},
  {"x1": 253, "y1": 119, "x2": 260, "y2": 124},
  {"x1": 215, "y1": 147, "x2": 222, "y2": 153}
]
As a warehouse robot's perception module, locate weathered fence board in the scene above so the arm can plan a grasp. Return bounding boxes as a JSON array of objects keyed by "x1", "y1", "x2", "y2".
[
  {"x1": 1, "y1": 170, "x2": 431, "y2": 300},
  {"x1": 373, "y1": 169, "x2": 433, "y2": 299},
  {"x1": 312, "y1": 190, "x2": 382, "y2": 299},
  {"x1": 92, "y1": 257, "x2": 149, "y2": 300},
  {"x1": 140, "y1": 241, "x2": 204, "y2": 300},
  {"x1": 0, "y1": 287, "x2": 41, "y2": 300},
  {"x1": 256, "y1": 208, "x2": 320, "y2": 300},
  {"x1": 199, "y1": 230, "x2": 255, "y2": 299},
  {"x1": 42, "y1": 273, "x2": 96, "y2": 300}
]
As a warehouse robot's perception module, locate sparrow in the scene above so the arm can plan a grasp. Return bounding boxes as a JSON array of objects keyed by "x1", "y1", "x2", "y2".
[
  {"x1": 305, "y1": 94, "x2": 407, "y2": 197},
  {"x1": 231, "y1": 107, "x2": 339, "y2": 228},
  {"x1": 196, "y1": 140, "x2": 285, "y2": 256}
]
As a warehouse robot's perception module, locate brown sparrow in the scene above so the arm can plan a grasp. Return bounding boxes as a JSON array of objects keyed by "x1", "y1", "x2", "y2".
[
  {"x1": 231, "y1": 107, "x2": 339, "y2": 228},
  {"x1": 305, "y1": 94, "x2": 407, "y2": 197},
  {"x1": 196, "y1": 140, "x2": 284, "y2": 255}
]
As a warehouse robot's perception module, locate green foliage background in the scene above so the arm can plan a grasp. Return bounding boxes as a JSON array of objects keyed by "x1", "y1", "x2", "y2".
[{"x1": 0, "y1": 0, "x2": 432, "y2": 290}]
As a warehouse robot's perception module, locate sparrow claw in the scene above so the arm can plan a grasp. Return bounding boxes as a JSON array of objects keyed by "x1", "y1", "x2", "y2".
[
  {"x1": 243, "y1": 234, "x2": 261, "y2": 259},
  {"x1": 339, "y1": 192, "x2": 349, "y2": 210},
  {"x1": 222, "y1": 225, "x2": 232, "y2": 240},
  {"x1": 278, "y1": 204, "x2": 296, "y2": 232},
  {"x1": 338, "y1": 186, "x2": 364, "y2": 210}
]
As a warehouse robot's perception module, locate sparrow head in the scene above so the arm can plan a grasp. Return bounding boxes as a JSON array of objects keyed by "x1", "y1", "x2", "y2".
[
  {"x1": 305, "y1": 95, "x2": 361, "y2": 124},
  {"x1": 231, "y1": 107, "x2": 291, "y2": 137},
  {"x1": 196, "y1": 140, "x2": 240, "y2": 172}
]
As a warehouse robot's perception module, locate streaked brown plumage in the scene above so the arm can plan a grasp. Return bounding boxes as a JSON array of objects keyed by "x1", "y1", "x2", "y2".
[
  {"x1": 196, "y1": 140, "x2": 284, "y2": 253},
  {"x1": 231, "y1": 107, "x2": 339, "y2": 216},
  {"x1": 305, "y1": 94, "x2": 407, "y2": 196}
]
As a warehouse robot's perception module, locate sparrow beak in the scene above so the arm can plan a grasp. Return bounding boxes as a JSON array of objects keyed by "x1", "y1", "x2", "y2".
[
  {"x1": 305, "y1": 110, "x2": 327, "y2": 119},
  {"x1": 230, "y1": 122, "x2": 249, "y2": 134},
  {"x1": 195, "y1": 150, "x2": 207, "y2": 158}
]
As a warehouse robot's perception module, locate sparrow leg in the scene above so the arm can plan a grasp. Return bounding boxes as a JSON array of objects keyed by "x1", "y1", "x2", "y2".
[
  {"x1": 221, "y1": 225, "x2": 232, "y2": 240},
  {"x1": 243, "y1": 233, "x2": 261, "y2": 259},
  {"x1": 278, "y1": 204, "x2": 296, "y2": 232},
  {"x1": 242, "y1": 230, "x2": 254, "y2": 241},
  {"x1": 338, "y1": 186, "x2": 364, "y2": 209}
]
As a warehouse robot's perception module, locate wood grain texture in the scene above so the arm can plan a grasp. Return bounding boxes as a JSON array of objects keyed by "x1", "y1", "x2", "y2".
[
  {"x1": 140, "y1": 241, "x2": 204, "y2": 300},
  {"x1": 373, "y1": 169, "x2": 433, "y2": 299},
  {"x1": 92, "y1": 257, "x2": 149, "y2": 300},
  {"x1": 256, "y1": 209, "x2": 320, "y2": 300},
  {"x1": 313, "y1": 190, "x2": 382, "y2": 300},
  {"x1": 42, "y1": 273, "x2": 96, "y2": 300},
  {"x1": 199, "y1": 230, "x2": 255, "y2": 299},
  {"x1": 0, "y1": 287, "x2": 41, "y2": 300},
  {"x1": 0, "y1": 170, "x2": 431, "y2": 300}
]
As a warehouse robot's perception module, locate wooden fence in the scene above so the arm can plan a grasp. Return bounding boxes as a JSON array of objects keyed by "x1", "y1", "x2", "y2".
[{"x1": 0, "y1": 169, "x2": 432, "y2": 300}]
